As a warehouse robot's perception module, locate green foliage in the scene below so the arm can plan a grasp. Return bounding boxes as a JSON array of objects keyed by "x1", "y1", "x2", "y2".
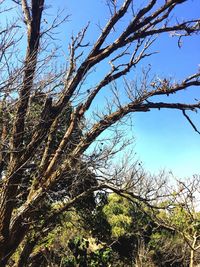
[
  {"x1": 149, "y1": 229, "x2": 188, "y2": 267},
  {"x1": 66, "y1": 236, "x2": 112, "y2": 267},
  {"x1": 103, "y1": 193, "x2": 133, "y2": 238},
  {"x1": 90, "y1": 248, "x2": 112, "y2": 267},
  {"x1": 148, "y1": 202, "x2": 200, "y2": 266},
  {"x1": 76, "y1": 192, "x2": 112, "y2": 242},
  {"x1": 17, "y1": 192, "x2": 200, "y2": 267},
  {"x1": 67, "y1": 236, "x2": 89, "y2": 266}
]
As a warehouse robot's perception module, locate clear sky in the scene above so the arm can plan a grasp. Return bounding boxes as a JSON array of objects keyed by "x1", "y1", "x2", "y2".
[
  {"x1": 6, "y1": 0, "x2": 200, "y2": 178},
  {"x1": 53, "y1": 0, "x2": 200, "y2": 178}
]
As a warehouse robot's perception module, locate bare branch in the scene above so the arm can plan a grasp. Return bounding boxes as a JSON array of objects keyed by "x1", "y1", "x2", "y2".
[
  {"x1": 182, "y1": 110, "x2": 200, "y2": 135},
  {"x1": 21, "y1": 0, "x2": 31, "y2": 26}
]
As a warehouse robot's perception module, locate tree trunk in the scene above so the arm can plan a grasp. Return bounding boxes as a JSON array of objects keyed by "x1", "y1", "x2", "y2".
[
  {"x1": 0, "y1": 219, "x2": 29, "y2": 266},
  {"x1": 16, "y1": 239, "x2": 38, "y2": 267}
]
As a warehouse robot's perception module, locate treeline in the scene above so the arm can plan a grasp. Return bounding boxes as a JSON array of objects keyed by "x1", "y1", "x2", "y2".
[{"x1": 11, "y1": 177, "x2": 200, "y2": 267}]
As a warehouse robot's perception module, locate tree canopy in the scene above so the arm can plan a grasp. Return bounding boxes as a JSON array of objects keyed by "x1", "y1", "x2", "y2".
[{"x1": 0, "y1": 0, "x2": 200, "y2": 266}]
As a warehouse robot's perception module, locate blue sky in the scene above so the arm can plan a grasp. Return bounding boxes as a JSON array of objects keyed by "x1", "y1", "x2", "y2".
[
  {"x1": 51, "y1": 0, "x2": 200, "y2": 178},
  {"x1": 5, "y1": 0, "x2": 200, "y2": 178}
]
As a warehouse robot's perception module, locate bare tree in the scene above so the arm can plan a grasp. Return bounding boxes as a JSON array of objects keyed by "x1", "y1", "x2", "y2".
[
  {"x1": 152, "y1": 176, "x2": 200, "y2": 267},
  {"x1": 0, "y1": 0, "x2": 200, "y2": 265}
]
